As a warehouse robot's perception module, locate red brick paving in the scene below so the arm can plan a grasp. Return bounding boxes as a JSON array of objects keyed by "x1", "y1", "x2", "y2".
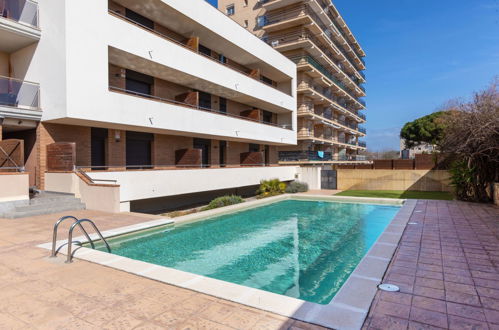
[{"x1": 364, "y1": 200, "x2": 499, "y2": 330}]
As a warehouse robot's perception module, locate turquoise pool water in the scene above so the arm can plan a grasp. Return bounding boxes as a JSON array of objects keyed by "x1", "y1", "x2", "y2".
[{"x1": 100, "y1": 199, "x2": 400, "y2": 304}]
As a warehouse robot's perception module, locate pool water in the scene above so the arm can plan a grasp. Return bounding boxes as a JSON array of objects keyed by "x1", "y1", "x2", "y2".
[{"x1": 100, "y1": 200, "x2": 400, "y2": 304}]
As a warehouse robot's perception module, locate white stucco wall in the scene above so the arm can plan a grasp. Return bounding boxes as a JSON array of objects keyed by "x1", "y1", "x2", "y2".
[
  {"x1": 29, "y1": 0, "x2": 297, "y2": 145},
  {"x1": 88, "y1": 166, "x2": 299, "y2": 202}
]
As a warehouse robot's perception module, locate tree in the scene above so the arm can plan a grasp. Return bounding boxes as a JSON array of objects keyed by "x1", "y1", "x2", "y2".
[
  {"x1": 400, "y1": 111, "x2": 448, "y2": 148},
  {"x1": 440, "y1": 80, "x2": 499, "y2": 202}
]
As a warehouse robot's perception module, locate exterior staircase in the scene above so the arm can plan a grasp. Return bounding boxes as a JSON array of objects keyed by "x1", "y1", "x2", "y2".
[{"x1": 0, "y1": 191, "x2": 86, "y2": 219}]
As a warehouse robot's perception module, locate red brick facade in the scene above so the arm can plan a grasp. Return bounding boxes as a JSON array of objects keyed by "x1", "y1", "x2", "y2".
[{"x1": 36, "y1": 123, "x2": 279, "y2": 189}]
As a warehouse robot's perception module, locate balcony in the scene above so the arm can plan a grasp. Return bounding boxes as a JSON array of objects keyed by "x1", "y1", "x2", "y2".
[
  {"x1": 279, "y1": 150, "x2": 368, "y2": 162},
  {"x1": 0, "y1": 75, "x2": 41, "y2": 120},
  {"x1": 110, "y1": 86, "x2": 292, "y2": 131},
  {"x1": 358, "y1": 141, "x2": 367, "y2": 148},
  {"x1": 265, "y1": 30, "x2": 365, "y2": 96},
  {"x1": 358, "y1": 126, "x2": 367, "y2": 134},
  {"x1": 291, "y1": 55, "x2": 365, "y2": 108},
  {"x1": 109, "y1": 10, "x2": 289, "y2": 96},
  {"x1": 0, "y1": 0, "x2": 40, "y2": 52}
]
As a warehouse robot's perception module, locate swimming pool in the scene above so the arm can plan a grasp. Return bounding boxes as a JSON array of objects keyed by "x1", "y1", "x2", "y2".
[{"x1": 96, "y1": 199, "x2": 401, "y2": 304}]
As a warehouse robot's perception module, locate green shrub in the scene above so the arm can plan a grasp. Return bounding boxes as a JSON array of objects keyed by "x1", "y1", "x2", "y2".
[
  {"x1": 203, "y1": 195, "x2": 244, "y2": 210},
  {"x1": 257, "y1": 179, "x2": 287, "y2": 198},
  {"x1": 285, "y1": 181, "x2": 309, "y2": 193}
]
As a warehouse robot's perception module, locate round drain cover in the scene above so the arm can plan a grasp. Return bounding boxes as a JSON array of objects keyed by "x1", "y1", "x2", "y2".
[{"x1": 378, "y1": 284, "x2": 400, "y2": 292}]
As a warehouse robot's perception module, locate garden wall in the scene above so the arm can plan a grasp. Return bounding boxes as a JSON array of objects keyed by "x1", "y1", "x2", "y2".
[{"x1": 337, "y1": 169, "x2": 452, "y2": 192}]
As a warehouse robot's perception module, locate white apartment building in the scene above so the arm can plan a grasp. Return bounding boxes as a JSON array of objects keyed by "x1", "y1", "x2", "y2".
[{"x1": 0, "y1": 0, "x2": 299, "y2": 213}]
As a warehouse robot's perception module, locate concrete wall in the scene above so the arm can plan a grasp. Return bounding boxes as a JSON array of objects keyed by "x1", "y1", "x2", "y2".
[
  {"x1": 298, "y1": 167, "x2": 321, "y2": 190},
  {"x1": 337, "y1": 169, "x2": 452, "y2": 192},
  {"x1": 45, "y1": 172, "x2": 120, "y2": 213},
  {"x1": 86, "y1": 166, "x2": 299, "y2": 210},
  {"x1": 0, "y1": 173, "x2": 29, "y2": 202}
]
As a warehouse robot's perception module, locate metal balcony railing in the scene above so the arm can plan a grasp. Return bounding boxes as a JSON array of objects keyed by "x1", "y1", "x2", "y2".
[
  {"x1": 109, "y1": 10, "x2": 288, "y2": 95},
  {"x1": 109, "y1": 86, "x2": 292, "y2": 131},
  {"x1": 0, "y1": 75, "x2": 40, "y2": 110},
  {"x1": 279, "y1": 150, "x2": 367, "y2": 162},
  {"x1": 0, "y1": 0, "x2": 39, "y2": 28},
  {"x1": 290, "y1": 55, "x2": 363, "y2": 103}
]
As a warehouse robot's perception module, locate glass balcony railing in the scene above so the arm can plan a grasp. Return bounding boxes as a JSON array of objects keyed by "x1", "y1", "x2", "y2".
[
  {"x1": 0, "y1": 75, "x2": 40, "y2": 110},
  {"x1": 359, "y1": 126, "x2": 367, "y2": 134},
  {"x1": 0, "y1": 0, "x2": 39, "y2": 28},
  {"x1": 279, "y1": 150, "x2": 367, "y2": 162},
  {"x1": 358, "y1": 141, "x2": 367, "y2": 148}
]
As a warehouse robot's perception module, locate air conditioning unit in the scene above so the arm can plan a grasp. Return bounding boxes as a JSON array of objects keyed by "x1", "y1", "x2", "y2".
[{"x1": 271, "y1": 40, "x2": 279, "y2": 47}]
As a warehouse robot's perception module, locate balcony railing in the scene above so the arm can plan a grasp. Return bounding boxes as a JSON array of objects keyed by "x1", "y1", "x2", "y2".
[
  {"x1": 359, "y1": 126, "x2": 367, "y2": 134},
  {"x1": 109, "y1": 10, "x2": 288, "y2": 95},
  {"x1": 358, "y1": 141, "x2": 367, "y2": 148},
  {"x1": 109, "y1": 86, "x2": 292, "y2": 130},
  {"x1": 265, "y1": 30, "x2": 364, "y2": 92},
  {"x1": 0, "y1": 75, "x2": 40, "y2": 110},
  {"x1": 0, "y1": 0, "x2": 39, "y2": 28},
  {"x1": 279, "y1": 150, "x2": 367, "y2": 162},
  {"x1": 290, "y1": 55, "x2": 364, "y2": 104}
]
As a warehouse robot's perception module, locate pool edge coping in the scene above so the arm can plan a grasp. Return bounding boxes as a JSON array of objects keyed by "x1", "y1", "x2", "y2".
[{"x1": 37, "y1": 194, "x2": 415, "y2": 330}]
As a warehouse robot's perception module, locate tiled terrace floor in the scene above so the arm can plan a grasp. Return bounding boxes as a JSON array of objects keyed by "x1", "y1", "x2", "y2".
[
  {"x1": 0, "y1": 210, "x2": 325, "y2": 329},
  {"x1": 364, "y1": 200, "x2": 499, "y2": 330},
  {"x1": 0, "y1": 200, "x2": 497, "y2": 329}
]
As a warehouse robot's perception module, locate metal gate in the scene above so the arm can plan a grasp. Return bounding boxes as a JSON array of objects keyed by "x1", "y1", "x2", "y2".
[{"x1": 321, "y1": 170, "x2": 337, "y2": 190}]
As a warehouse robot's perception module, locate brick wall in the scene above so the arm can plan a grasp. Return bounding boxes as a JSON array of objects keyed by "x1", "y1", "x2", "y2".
[
  {"x1": 153, "y1": 134, "x2": 192, "y2": 166},
  {"x1": 107, "y1": 129, "x2": 126, "y2": 170},
  {"x1": 108, "y1": 64, "x2": 125, "y2": 89},
  {"x1": 38, "y1": 123, "x2": 90, "y2": 188}
]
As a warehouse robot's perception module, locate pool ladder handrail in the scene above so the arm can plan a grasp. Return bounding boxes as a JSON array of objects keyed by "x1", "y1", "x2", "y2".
[{"x1": 50, "y1": 215, "x2": 111, "y2": 263}]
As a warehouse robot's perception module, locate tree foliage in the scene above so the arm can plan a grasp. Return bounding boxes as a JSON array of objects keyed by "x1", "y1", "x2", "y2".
[
  {"x1": 400, "y1": 111, "x2": 448, "y2": 148},
  {"x1": 440, "y1": 80, "x2": 499, "y2": 202}
]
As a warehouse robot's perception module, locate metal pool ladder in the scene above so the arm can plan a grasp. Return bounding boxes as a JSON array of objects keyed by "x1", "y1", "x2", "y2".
[{"x1": 50, "y1": 215, "x2": 111, "y2": 263}]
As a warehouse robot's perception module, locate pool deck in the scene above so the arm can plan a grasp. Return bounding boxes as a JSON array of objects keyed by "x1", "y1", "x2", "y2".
[
  {"x1": 0, "y1": 209, "x2": 326, "y2": 329},
  {"x1": 0, "y1": 199, "x2": 497, "y2": 329},
  {"x1": 364, "y1": 200, "x2": 499, "y2": 330}
]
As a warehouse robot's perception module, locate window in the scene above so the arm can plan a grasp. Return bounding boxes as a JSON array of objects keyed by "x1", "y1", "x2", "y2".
[
  {"x1": 243, "y1": 0, "x2": 248, "y2": 7},
  {"x1": 243, "y1": 20, "x2": 248, "y2": 28},
  {"x1": 198, "y1": 44, "x2": 212, "y2": 57},
  {"x1": 219, "y1": 97, "x2": 227, "y2": 113},
  {"x1": 125, "y1": 69, "x2": 153, "y2": 96},
  {"x1": 249, "y1": 144, "x2": 260, "y2": 152},
  {"x1": 198, "y1": 92, "x2": 212, "y2": 110},
  {"x1": 125, "y1": 9, "x2": 154, "y2": 30},
  {"x1": 262, "y1": 110, "x2": 273, "y2": 124},
  {"x1": 257, "y1": 15, "x2": 267, "y2": 27},
  {"x1": 226, "y1": 4, "x2": 235, "y2": 16},
  {"x1": 260, "y1": 75, "x2": 274, "y2": 86}
]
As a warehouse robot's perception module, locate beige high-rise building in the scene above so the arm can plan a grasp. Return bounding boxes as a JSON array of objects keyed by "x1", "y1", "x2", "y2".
[{"x1": 218, "y1": 0, "x2": 368, "y2": 164}]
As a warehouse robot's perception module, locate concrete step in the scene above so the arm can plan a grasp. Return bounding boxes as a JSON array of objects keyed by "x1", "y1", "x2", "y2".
[
  {"x1": 3, "y1": 203, "x2": 86, "y2": 219},
  {"x1": 15, "y1": 200, "x2": 84, "y2": 212},
  {"x1": 1, "y1": 191, "x2": 86, "y2": 219},
  {"x1": 28, "y1": 195, "x2": 82, "y2": 206}
]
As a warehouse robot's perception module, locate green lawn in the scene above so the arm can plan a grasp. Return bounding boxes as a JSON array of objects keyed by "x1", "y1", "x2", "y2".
[{"x1": 335, "y1": 190, "x2": 454, "y2": 200}]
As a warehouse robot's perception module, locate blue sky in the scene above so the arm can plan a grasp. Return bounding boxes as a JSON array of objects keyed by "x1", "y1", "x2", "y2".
[{"x1": 208, "y1": 0, "x2": 499, "y2": 150}]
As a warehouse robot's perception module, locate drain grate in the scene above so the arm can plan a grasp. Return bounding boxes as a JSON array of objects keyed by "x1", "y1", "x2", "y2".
[{"x1": 378, "y1": 283, "x2": 400, "y2": 292}]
